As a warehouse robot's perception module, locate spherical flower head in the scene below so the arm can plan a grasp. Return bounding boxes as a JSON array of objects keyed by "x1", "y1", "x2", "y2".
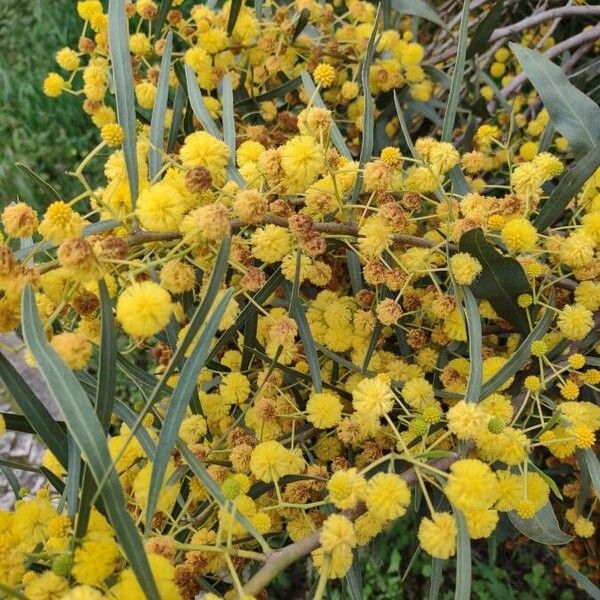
[
  {"x1": 116, "y1": 281, "x2": 172, "y2": 338},
  {"x1": 358, "y1": 215, "x2": 393, "y2": 258},
  {"x1": 43, "y1": 72, "x2": 66, "y2": 97},
  {"x1": 559, "y1": 379, "x2": 580, "y2": 401},
  {"x1": 575, "y1": 280, "x2": 600, "y2": 312},
  {"x1": 571, "y1": 424, "x2": 595, "y2": 449},
  {"x1": 524, "y1": 375, "x2": 541, "y2": 393},
  {"x1": 558, "y1": 231, "x2": 595, "y2": 268},
  {"x1": 180, "y1": 131, "x2": 230, "y2": 186},
  {"x1": 233, "y1": 189, "x2": 268, "y2": 224},
  {"x1": 376, "y1": 298, "x2": 402, "y2": 326},
  {"x1": 101, "y1": 123, "x2": 125, "y2": 147},
  {"x1": 251, "y1": 224, "x2": 293, "y2": 264},
  {"x1": 450, "y1": 253, "x2": 482, "y2": 285},
  {"x1": 444, "y1": 459, "x2": 499, "y2": 511},
  {"x1": 129, "y1": 32, "x2": 152, "y2": 56},
  {"x1": 313, "y1": 63, "x2": 336, "y2": 88},
  {"x1": 77, "y1": 0, "x2": 103, "y2": 20},
  {"x1": 50, "y1": 332, "x2": 92, "y2": 370},
  {"x1": 249, "y1": 440, "x2": 304, "y2": 482},
  {"x1": 582, "y1": 211, "x2": 600, "y2": 244},
  {"x1": 402, "y1": 377, "x2": 434, "y2": 410},
  {"x1": 380, "y1": 146, "x2": 403, "y2": 168},
  {"x1": 517, "y1": 293, "x2": 533, "y2": 308},
  {"x1": 418, "y1": 512, "x2": 457, "y2": 558},
  {"x1": 464, "y1": 508, "x2": 499, "y2": 539},
  {"x1": 137, "y1": 181, "x2": 187, "y2": 232},
  {"x1": 160, "y1": 260, "x2": 196, "y2": 294},
  {"x1": 574, "y1": 516, "x2": 595, "y2": 538},
  {"x1": 38, "y1": 201, "x2": 85, "y2": 244},
  {"x1": 447, "y1": 400, "x2": 489, "y2": 440},
  {"x1": 1, "y1": 202, "x2": 38, "y2": 237},
  {"x1": 352, "y1": 375, "x2": 395, "y2": 417},
  {"x1": 280, "y1": 135, "x2": 325, "y2": 192},
  {"x1": 320, "y1": 514, "x2": 356, "y2": 552},
  {"x1": 220, "y1": 372, "x2": 251, "y2": 404},
  {"x1": 501, "y1": 217, "x2": 538, "y2": 252},
  {"x1": 72, "y1": 532, "x2": 120, "y2": 586},
  {"x1": 558, "y1": 304, "x2": 594, "y2": 340},
  {"x1": 365, "y1": 472, "x2": 411, "y2": 522},
  {"x1": 312, "y1": 545, "x2": 353, "y2": 579},
  {"x1": 56, "y1": 47, "x2": 80, "y2": 72},
  {"x1": 179, "y1": 414, "x2": 207, "y2": 446},
  {"x1": 530, "y1": 340, "x2": 548, "y2": 357},
  {"x1": 306, "y1": 391, "x2": 343, "y2": 429},
  {"x1": 532, "y1": 152, "x2": 564, "y2": 178},
  {"x1": 24, "y1": 571, "x2": 68, "y2": 599},
  {"x1": 327, "y1": 468, "x2": 368, "y2": 510},
  {"x1": 135, "y1": 80, "x2": 157, "y2": 109},
  {"x1": 62, "y1": 585, "x2": 105, "y2": 600},
  {"x1": 429, "y1": 141, "x2": 460, "y2": 175}
]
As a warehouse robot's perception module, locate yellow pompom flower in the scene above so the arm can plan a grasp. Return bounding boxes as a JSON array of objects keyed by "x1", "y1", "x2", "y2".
[
  {"x1": 574, "y1": 517, "x2": 595, "y2": 538},
  {"x1": 320, "y1": 514, "x2": 356, "y2": 551},
  {"x1": 24, "y1": 571, "x2": 69, "y2": 599},
  {"x1": 251, "y1": 224, "x2": 293, "y2": 263},
  {"x1": 313, "y1": 63, "x2": 337, "y2": 88},
  {"x1": 450, "y1": 253, "x2": 482, "y2": 285},
  {"x1": 352, "y1": 376, "x2": 395, "y2": 416},
  {"x1": 72, "y1": 532, "x2": 121, "y2": 586},
  {"x1": 402, "y1": 377, "x2": 434, "y2": 410},
  {"x1": 77, "y1": 0, "x2": 103, "y2": 20},
  {"x1": 306, "y1": 391, "x2": 343, "y2": 428},
  {"x1": 327, "y1": 468, "x2": 368, "y2": 510},
  {"x1": 447, "y1": 401, "x2": 489, "y2": 440},
  {"x1": 100, "y1": 123, "x2": 125, "y2": 147},
  {"x1": 116, "y1": 281, "x2": 172, "y2": 338},
  {"x1": 365, "y1": 473, "x2": 411, "y2": 522},
  {"x1": 220, "y1": 372, "x2": 251, "y2": 404},
  {"x1": 557, "y1": 304, "x2": 594, "y2": 340},
  {"x1": 56, "y1": 47, "x2": 80, "y2": 71},
  {"x1": 109, "y1": 554, "x2": 182, "y2": 599},
  {"x1": 180, "y1": 131, "x2": 230, "y2": 186},
  {"x1": 250, "y1": 440, "x2": 304, "y2": 482},
  {"x1": 501, "y1": 217, "x2": 538, "y2": 252},
  {"x1": 38, "y1": 201, "x2": 85, "y2": 244},
  {"x1": 358, "y1": 215, "x2": 393, "y2": 258},
  {"x1": 418, "y1": 512, "x2": 457, "y2": 558},
  {"x1": 43, "y1": 72, "x2": 66, "y2": 97},
  {"x1": 280, "y1": 135, "x2": 325, "y2": 191},
  {"x1": 1, "y1": 202, "x2": 38, "y2": 237},
  {"x1": 464, "y1": 508, "x2": 499, "y2": 539},
  {"x1": 62, "y1": 586, "x2": 105, "y2": 600},
  {"x1": 136, "y1": 181, "x2": 187, "y2": 232},
  {"x1": 444, "y1": 459, "x2": 499, "y2": 511},
  {"x1": 50, "y1": 332, "x2": 92, "y2": 371}
]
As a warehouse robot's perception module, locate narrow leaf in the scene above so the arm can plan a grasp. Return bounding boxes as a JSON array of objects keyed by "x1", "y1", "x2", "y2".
[
  {"x1": 292, "y1": 9, "x2": 310, "y2": 42},
  {"x1": 15, "y1": 162, "x2": 61, "y2": 201},
  {"x1": 154, "y1": 0, "x2": 173, "y2": 39},
  {"x1": 301, "y1": 71, "x2": 352, "y2": 160},
  {"x1": 442, "y1": 0, "x2": 471, "y2": 142},
  {"x1": 479, "y1": 294, "x2": 554, "y2": 399},
  {"x1": 510, "y1": 43, "x2": 600, "y2": 155},
  {"x1": 577, "y1": 449, "x2": 600, "y2": 498},
  {"x1": 167, "y1": 84, "x2": 187, "y2": 153},
  {"x1": 466, "y1": 0, "x2": 503, "y2": 59},
  {"x1": 149, "y1": 31, "x2": 173, "y2": 181},
  {"x1": 462, "y1": 287, "x2": 482, "y2": 403},
  {"x1": 562, "y1": 563, "x2": 600, "y2": 600},
  {"x1": 108, "y1": 0, "x2": 139, "y2": 206},
  {"x1": 146, "y1": 289, "x2": 235, "y2": 523},
  {"x1": 21, "y1": 285, "x2": 159, "y2": 599},
  {"x1": 534, "y1": 145, "x2": 600, "y2": 232},
  {"x1": 454, "y1": 508, "x2": 472, "y2": 600},
  {"x1": 185, "y1": 64, "x2": 222, "y2": 138},
  {"x1": 227, "y1": 0, "x2": 243, "y2": 36}
]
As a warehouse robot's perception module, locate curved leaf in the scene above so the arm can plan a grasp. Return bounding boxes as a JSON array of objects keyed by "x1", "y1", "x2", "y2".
[
  {"x1": 462, "y1": 287, "x2": 483, "y2": 403},
  {"x1": 21, "y1": 285, "x2": 159, "y2": 599},
  {"x1": 459, "y1": 228, "x2": 531, "y2": 336},
  {"x1": 479, "y1": 294, "x2": 555, "y2": 399},
  {"x1": 508, "y1": 501, "x2": 573, "y2": 545},
  {"x1": 562, "y1": 563, "x2": 600, "y2": 600},
  {"x1": 453, "y1": 508, "x2": 472, "y2": 600},
  {"x1": 148, "y1": 31, "x2": 173, "y2": 181},
  {"x1": 510, "y1": 43, "x2": 600, "y2": 156},
  {"x1": 108, "y1": 0, "x2": 139, "y2": 206},
  {"x1": 146, "y1": 289, "x2": 235, "y2": 524},
  {"x1": 227, "y1": 0, "x2": 243, "y2": 36},
  {"x1": 391, "y1": 0, "x2": 446, "y2": 29}
]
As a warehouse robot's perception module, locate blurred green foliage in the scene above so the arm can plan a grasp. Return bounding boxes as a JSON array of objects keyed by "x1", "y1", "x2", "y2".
[{"x1": 0, "y1": 0, "x2": 99, "y2": 211}]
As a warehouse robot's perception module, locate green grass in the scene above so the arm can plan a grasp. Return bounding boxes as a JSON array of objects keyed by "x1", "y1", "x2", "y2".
[{"x1": 0, "y1": 0, "x2": 99, "y2": 211}]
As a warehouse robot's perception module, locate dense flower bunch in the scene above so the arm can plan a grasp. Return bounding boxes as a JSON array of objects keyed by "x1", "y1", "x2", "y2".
[
  {"x1": 43, "y1": 0, "x2": 433, "y2": 151},
  {"x1": 1, "y1": 1, "x2": 599, "y2": 599}
]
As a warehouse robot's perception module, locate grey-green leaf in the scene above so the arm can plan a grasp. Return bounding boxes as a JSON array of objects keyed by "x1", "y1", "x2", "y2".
[
  {"x1": 454, "y1": 508, "x2": 472, "y2": 600},
  {"x1": 108, "y1": 0, "x2": 139, "y2": 206},
  {"x1": 462, "y1": 287, "x2": 482, "y2": 403},
  {"x1": 149, "y1": 31, "x2": 173, "y2": 181},
  {"x1": 576, "y1": 449, "x2": 600, "y2": 498},
  {"x1": 562, "y1": 563, "x2": 600, "y2": 600},
  {"x1": 479, "y1": 294, "x2": 555, "y2": 399},
  {"x1": 146, "y1": 289, "x2": 235, "y2": 524},
  {"x1": 21, "y1": 284, "x2": 159, "y2": 599},
  {"x1": 391, "y1": 0, "x2": 447, "y2": 29},
  {"x1": 459, "y1": 228, "x2": 532, "y2": 336},
  {"x1": 508, "y1": 501, "x2": 573, "y2": 545},
  {"x1": 510, "y1": 43, "x2": 600, "y2": 156}
]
